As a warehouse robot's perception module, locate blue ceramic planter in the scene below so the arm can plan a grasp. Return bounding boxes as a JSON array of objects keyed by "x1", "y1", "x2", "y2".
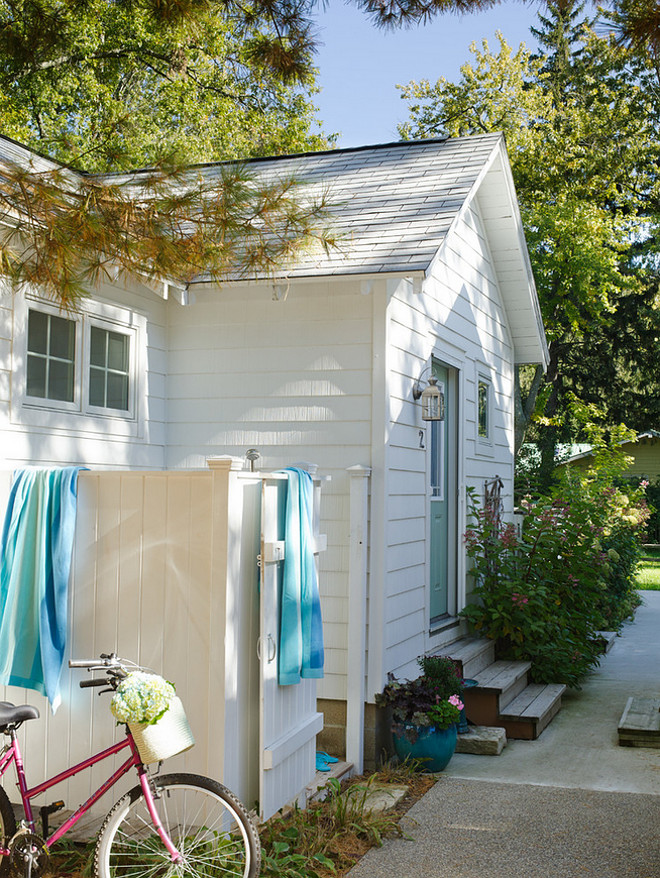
[{"x1": 392, "y1": 722, "x2": 458, "y2": 772}]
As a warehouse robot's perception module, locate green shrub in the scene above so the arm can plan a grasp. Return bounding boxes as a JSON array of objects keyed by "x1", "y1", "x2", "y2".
[
  {"x1": 416, "y1": 654, "x2": 463, "y2": 697},
  {"x1": 461, "y1": 427, "x2": 648, "y2": 687}
]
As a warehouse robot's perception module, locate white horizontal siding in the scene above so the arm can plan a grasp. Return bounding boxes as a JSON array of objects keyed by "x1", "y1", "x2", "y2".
[
  {"x1": 166, "y1": 280, "x2": 375, "y2": 701},
  {"x1": 379, "y1": 202, "x2": 516, "y2": 685}
]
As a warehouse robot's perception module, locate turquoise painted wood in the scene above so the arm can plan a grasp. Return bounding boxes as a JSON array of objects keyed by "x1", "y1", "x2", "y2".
[{"x1": 429, "y1": 362, "x2": 451, "y2": 623}]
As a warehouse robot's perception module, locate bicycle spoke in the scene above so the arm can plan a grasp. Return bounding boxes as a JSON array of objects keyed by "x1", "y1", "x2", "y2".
[{"x1": 95, "y1": 775, "x2": 258, "y2": 878}]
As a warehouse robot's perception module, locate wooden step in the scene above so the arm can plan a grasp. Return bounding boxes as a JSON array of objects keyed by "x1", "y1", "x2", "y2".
[
  {"x1": 461, "y1": 659, "x2": 532, "y2": 727},
  {"x1": 444, "y1": 637, "x2": 495, "y2": 681},
  {"x1": 618, "y1": 697, "x2": 660, "y2": 748},
  {"x1": 444, "y1": 639, "x2": 566, "y2": 741},
  {"x1": 592, "y1": 631, "x2": 617, "y2": 654},
  {"x1": 499, "y1": 683, "x2": 566, "y2": 740}
]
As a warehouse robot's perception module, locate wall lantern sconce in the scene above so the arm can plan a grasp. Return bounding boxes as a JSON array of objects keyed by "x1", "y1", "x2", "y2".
[{"x1": 413, "y1": 371, "x2": 445, "y2": 421}]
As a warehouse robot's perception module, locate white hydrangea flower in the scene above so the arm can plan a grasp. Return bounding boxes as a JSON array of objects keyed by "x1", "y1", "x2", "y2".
[{"x1": 110, "y1": 672, "x2": 176, "y2": 724}]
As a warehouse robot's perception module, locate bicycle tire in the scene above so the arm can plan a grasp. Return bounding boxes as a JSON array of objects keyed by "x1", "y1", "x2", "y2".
[
  {"x1": 0, "y1": 784, "x2": 16, "y2": 877},
  {"x1": 93, "y1": 772, "x2": 260, "y2": 878}
]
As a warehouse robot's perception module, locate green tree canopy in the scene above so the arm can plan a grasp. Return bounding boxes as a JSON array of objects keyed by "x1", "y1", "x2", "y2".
[
  {"x1": 3, "y1": 0, "x2": 659, "y2": 309},
  {"x1": 398, "y1": 0, "x2": 660, "y2": 483},
  {"x1": 0, "y1": 0, "x2": 332, "y2": 169},
  {"x1": 0, "y1": 0, "x2": 338, "y2": 304}
]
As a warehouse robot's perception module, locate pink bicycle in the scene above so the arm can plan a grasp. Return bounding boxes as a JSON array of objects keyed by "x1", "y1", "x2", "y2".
[{"x1": 0, "y1": 654, "x2": 260, "y2": 878}]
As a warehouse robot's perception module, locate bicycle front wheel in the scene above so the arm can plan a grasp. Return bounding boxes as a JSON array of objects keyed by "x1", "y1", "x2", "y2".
[{"x1": 94, "y1": 772, "x2": 260, "y2": 878}]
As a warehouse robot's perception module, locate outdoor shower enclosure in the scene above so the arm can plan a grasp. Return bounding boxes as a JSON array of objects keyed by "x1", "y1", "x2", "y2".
[{"x1": 0, "y1": 458, "x2": 325, "y2": 822}]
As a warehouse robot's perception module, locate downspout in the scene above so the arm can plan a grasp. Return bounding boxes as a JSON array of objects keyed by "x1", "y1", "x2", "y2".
[{"x1": 345, "y1": 465, "x2": 371, "y2": 774}]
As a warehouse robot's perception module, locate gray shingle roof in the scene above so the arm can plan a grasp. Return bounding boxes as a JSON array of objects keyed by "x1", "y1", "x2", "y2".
[
  {"x1": 0, "y1": 130, "x2": 547, "y2": 365},
  {"x1": 199, "y1": 133, "x2": 502, "y2": 280},
  {"x1": 0, "y1": 130, "x2": 502, "y2": 280}
]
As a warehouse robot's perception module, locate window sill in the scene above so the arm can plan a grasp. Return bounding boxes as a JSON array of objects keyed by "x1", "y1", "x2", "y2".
[{"x1": 429, "y1": 616, "x2": 460, "y2": 638}]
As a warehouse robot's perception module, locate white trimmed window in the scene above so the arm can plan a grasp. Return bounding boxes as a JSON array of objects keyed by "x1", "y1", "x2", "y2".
[
  {"x1": 14, "y1": 294, "x2": 143, "y2": 435},
  {"x1": 88, "y1": 325, "x2": 130, "y2": 411}
]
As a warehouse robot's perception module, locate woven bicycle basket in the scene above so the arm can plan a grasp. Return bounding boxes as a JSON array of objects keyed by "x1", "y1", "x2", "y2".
[{"x1": 129, "y1": 696, "x2": 195, "y2": 765}]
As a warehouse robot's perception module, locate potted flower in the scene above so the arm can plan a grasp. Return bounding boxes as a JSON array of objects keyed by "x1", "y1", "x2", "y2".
[
  {"x1": 375, "y1": 655, "x2": 464, "y2": 772},
  {"x1": 110, "y1": 671, "x2": 195, "y2": 764}
]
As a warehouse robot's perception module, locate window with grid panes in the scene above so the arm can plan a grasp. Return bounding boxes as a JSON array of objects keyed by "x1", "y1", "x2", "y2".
[
  {"x1": 89, "y1": 326, "x2": 130, "y2": 411},
  {"x1": 26, "y1": 309, "x2": 76, "y2": 402}
]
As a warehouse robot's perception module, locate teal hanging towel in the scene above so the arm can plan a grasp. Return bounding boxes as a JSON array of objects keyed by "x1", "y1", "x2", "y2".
[
  {"x1": 278, "y1": 467, "x2": 324, "y2": 686},
  {"x1": 0, "y1": 467, "x2": 84, "y2": 711}
]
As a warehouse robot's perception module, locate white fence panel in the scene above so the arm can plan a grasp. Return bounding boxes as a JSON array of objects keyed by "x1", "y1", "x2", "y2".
[{"x1": 0, "y1": 462, "x2": 324, "y2": 825}]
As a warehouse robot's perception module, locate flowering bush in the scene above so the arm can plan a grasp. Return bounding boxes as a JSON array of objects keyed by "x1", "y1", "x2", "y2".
[
  {"x1": 461, "y1": 429, "x2": 648, "y2": 687},
  {"x1": 110, "y1": 672, "x2": 176, "y2": 725},
  {"x1": 375, "y1": 655, "x2": 464, "y2": 742}
]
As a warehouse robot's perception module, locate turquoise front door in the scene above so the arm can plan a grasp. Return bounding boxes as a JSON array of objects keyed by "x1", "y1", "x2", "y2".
[{"x1": 429, "y1": 362, "x2": 457, "y2": 625}]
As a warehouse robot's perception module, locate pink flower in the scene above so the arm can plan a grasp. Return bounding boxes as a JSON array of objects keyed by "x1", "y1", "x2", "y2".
[
  {"x1": 463, "y1": 529, "x2": 478, "y2": 547},
  {"x1": 500, "y1": 523, "x2": 518, "y2": 548},
  {"x1": 448, "y1": 695, "x2": 464, "y2": 710}
]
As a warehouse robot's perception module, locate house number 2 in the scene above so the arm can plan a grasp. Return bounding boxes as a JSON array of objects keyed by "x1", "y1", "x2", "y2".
[{"x1": 419, "y1": 429, "x2": 425, "y2": 449}]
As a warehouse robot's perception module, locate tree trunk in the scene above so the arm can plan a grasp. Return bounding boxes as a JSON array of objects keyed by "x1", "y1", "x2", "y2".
[{"x1": 514, "y1": 363, "x2": 546, "y2": 456}]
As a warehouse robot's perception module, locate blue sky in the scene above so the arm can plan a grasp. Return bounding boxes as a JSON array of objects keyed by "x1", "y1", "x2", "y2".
[{"x1": 313, "y1": 2, "x2": 544, "y2": 147}]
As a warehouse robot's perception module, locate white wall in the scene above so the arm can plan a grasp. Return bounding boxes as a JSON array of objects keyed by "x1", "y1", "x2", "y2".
[
  {"x1": 0, "y1": 203, "x2": 521, "y2": 709},
  {"x1": 0, "y1": 280, "x2": 167, "y2": 470},
  {"x1": 165, "y1": 279, "x2": 375, "y2": 701},
  {"x1": 378, "y1": 202, "x2": 515, "y2": 686},
  {"x1": 0, "y1": 468, "x2": 245, "y2": 814}
]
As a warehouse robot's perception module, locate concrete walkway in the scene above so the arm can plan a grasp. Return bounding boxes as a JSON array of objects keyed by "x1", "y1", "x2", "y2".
[{"x1": 348, "y1": 591, "x2": 660, "y2": 877}]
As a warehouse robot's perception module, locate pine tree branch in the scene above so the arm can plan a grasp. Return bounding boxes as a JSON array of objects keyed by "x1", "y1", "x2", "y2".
[{"x1": 0, "y1": 156, "x2": 338, "y2": 307}]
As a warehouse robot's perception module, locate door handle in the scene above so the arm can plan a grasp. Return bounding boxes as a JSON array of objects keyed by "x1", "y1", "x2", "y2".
[{"x1": 257, "y1": 634, "x2": 277, "y2": 663}]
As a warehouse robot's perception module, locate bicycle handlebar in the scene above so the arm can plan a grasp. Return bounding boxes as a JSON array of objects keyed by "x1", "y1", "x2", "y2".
[
  {"x1": 79, "y1": 678, "x2": 110, "y2": 689},
  {"x1": 69, "y1": 654, "x2": 131, "y2": 690},
  {"x1": 69, "y1": 653, "x2": 122, "y2": 670}
]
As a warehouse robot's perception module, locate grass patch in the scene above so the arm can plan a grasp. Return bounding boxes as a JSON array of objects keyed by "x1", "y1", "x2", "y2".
[
  {"x1": 637, "y1": 548, "x2": 660, "y2": 590},
  {"x1": 44, "y1": 840, "x2": 93, "y2": 877}
]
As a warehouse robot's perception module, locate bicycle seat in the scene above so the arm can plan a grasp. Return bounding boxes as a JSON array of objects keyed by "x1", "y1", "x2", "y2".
[{"x1": 0, "y1": 702, "x2": 40, "y2": 731}]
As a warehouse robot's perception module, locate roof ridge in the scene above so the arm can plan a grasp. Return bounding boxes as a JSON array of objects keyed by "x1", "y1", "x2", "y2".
[{"x1": 96, "y1": 133, "x2": 503, "y2": 178}]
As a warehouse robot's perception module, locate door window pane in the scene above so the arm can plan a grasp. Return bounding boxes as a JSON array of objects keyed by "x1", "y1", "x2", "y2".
[
  {"x1": 430, "y1": 419, "x2": 444, "y2": 499},
  {"x1": 26, "y1": 309, "x2": 75, "y2": 402},
  {"x1": 478, "y1": 380, "x2": 490, "y2": 439}
]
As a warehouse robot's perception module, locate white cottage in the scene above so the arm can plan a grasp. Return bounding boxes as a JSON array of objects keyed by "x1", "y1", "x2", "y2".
[{"x1": 0, "y1": 132, "x2": 548, "y2": 772}]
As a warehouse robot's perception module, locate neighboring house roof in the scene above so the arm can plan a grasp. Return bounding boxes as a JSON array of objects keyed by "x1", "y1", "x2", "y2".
[
  {"x1": 559, "y1": 432, "x2": 660, "y2": 466},
  {"x1": 0, "y1": 131, "x2": 548, "y2": 366}
]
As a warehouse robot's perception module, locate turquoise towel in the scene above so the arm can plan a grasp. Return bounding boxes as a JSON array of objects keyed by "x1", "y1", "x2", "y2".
[
  {"x1": 0, "y1": 467, "x2": 83, "y2": 711},
  {"x1": 278, "y1": 468, "x2": 324, "y2": 686}
]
